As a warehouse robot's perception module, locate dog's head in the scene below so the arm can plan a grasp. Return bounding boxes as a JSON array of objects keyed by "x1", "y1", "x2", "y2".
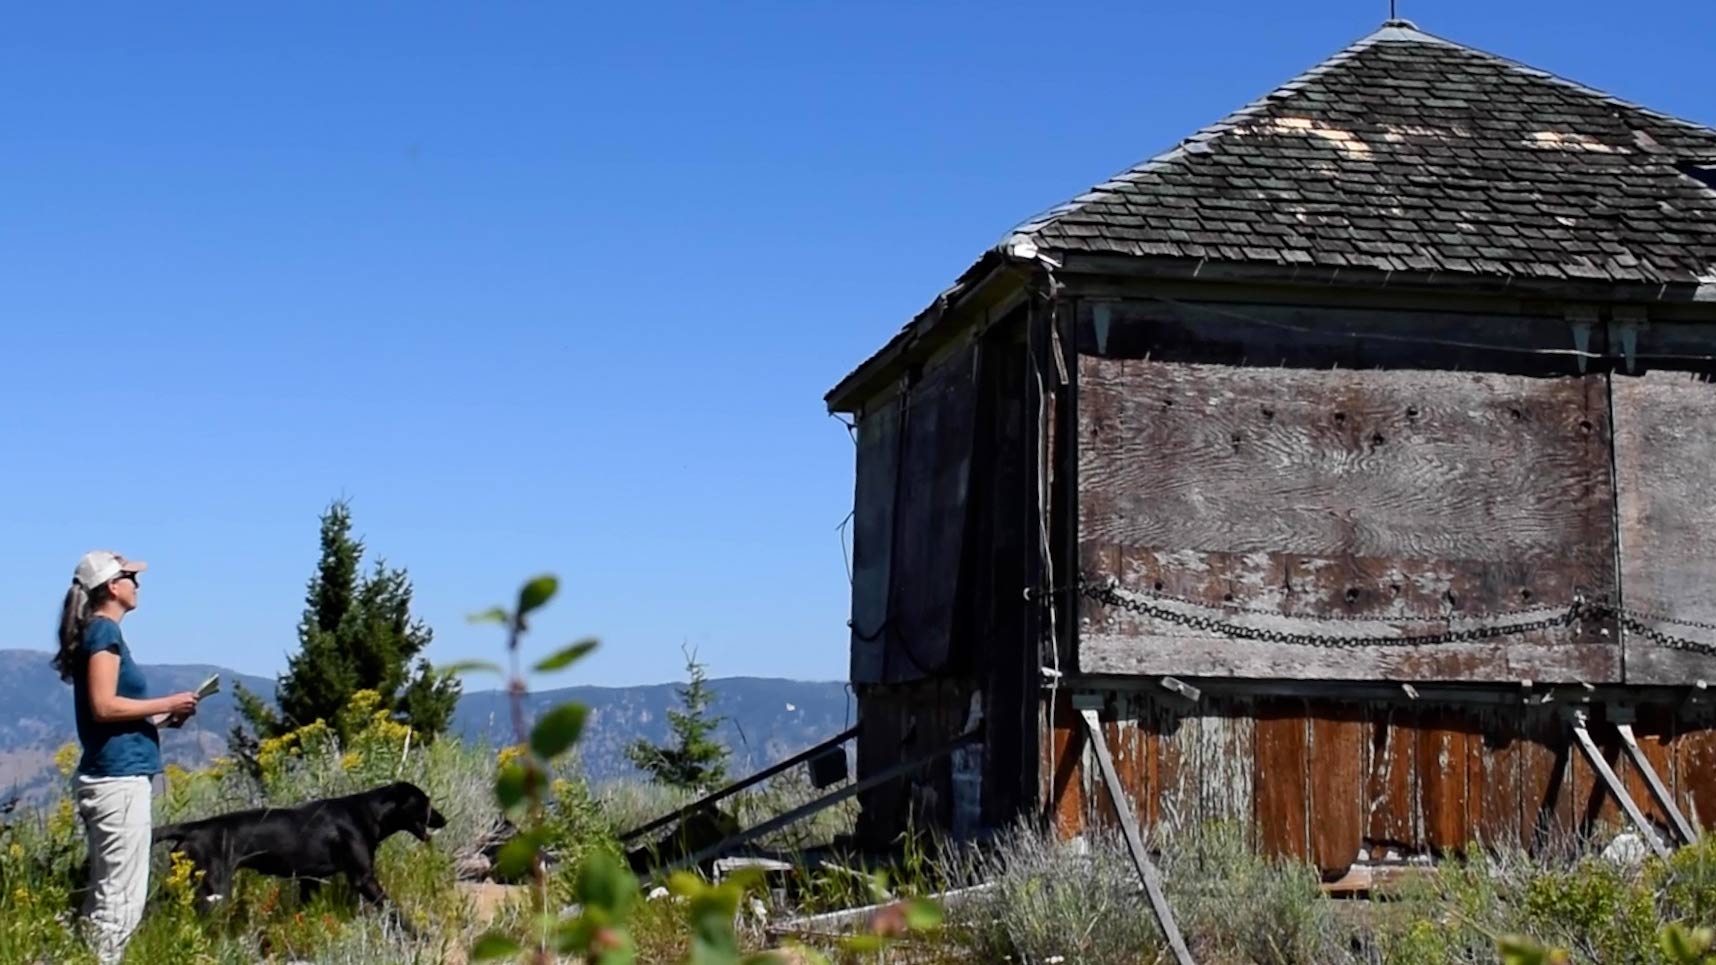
[{"x1": 374, "y1": 781, "x2": 448, "y2": 843}]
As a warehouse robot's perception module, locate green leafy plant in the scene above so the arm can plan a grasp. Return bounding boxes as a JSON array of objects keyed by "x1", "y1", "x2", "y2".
[{"x1": 450, "y1": 574, "x2": 942, "y2": 965}]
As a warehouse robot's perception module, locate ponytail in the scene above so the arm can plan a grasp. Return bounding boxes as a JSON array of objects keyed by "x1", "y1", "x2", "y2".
[{"x1": 53, "y1": 581, "x2": 109, "y2": 683}]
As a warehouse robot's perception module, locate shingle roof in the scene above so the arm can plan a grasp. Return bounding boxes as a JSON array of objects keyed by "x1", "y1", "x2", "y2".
[
  {"x1": 1015, "y1": 20, "x2": 1716, "y2": 285},
  {"x1": 826, "y1": 21, "x2": 1716, "y2": 410}
]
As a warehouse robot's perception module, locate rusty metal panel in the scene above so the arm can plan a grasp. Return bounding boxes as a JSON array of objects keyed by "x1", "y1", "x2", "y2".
[
  {"x1": 1078, "y1": 354, "x2": 1620, "y2": 683},
  {"x1": 1613, "y1": 372, "x2": 1716, "y2": 685},
  {"x1": 1308, "y1": 703, "x2": 1365, "y2": 878}
]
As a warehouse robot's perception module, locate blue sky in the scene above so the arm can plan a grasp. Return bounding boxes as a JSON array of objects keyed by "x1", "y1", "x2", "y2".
[{"x1": 1, "y1": 1, "x2": 1710, "y2": 689}]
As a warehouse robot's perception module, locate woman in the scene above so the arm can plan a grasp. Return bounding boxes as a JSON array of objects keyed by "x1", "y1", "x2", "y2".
[{"x1": 52, "y1": 549, "x2": 200, "y2": 965}]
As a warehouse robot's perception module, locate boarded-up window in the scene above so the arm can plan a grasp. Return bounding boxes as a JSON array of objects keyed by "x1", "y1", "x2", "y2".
[
  {"x1": 848, "y1": 344, "x2": 978, "y2": 684},
  {"x1": 1076, "y1": 355, "x2": 1620, "y2": 684}
]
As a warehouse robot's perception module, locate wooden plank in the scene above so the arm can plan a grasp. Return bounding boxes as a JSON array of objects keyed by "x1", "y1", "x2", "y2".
[
  {"x1": 1620, "y1": 705, "x2": 1679, "y2": 832},
  {"x1": 1078, "y1": 709, "x2": 1195, "y2": 965},
  {"x1": 1520, "y1": 706, "x2": 1578, "y2": 856},
  {"x1": 1417, "y1": 709, "x2": 1470, "y2": 855},
  {"x1": 1079, "y1": 634, "x2": 1620, "y2": 684},
  {"x1": 1308, "y1": 703, "x2": 1365, "y2": 879},
  {"x1": 666, "y1": 727, "x2": 983, "y2": 874},
  {"x1": 1253, "y1": 699, "x2": 1310, "y2": 861},
  {"x1": 1616, "y1": 721, "x2": 1694, "y2": 844},
  {"x1": 1197, "y1": 704, "x2": 1255, "y2": 848},
  {"x1": 1472, "y1": 707, "x2": 1523, "y2": 851},
  {"x1": 1571, "y1": 715, "x2": 1670, "y2": 859},
  {"x1": 1674, "y1": 720, "x2": 1716, "y2": 834},
  {"x1": 621, "y1": 725, "x2": 861, "y2": 842},
  {"x1": 1043, "y1": 694, "x2": 1086, "y2": 839},
  {"x1": 1077, "y1": 355, "x2": 1619, "y2": 684},
  {"x1": 1100, "y1": 694, "x2": 1157, "y2": 832},
  {"x1": 1364, "y1": 704, "x2": 1417, "y2": 859},
  {"x1": 1613, "y1": 371, "x2": 1716, "y2": 685},
  {"x1": 1072, "y1": 294, "x2": 1598, "y2": 377},
  {"x1": 1154, "y1": 699, "x2": 1198, "y2": 837}
]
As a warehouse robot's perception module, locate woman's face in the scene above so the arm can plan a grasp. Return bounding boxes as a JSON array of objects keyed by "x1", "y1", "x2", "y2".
[{"x1": 109, "y1": 572, "x2": 140, "y2": 611}]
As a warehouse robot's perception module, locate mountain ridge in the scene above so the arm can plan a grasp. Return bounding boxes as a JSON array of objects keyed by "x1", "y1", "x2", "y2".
[{"x1": 0, "y1": 649, "x2": 850, "y2": 806}]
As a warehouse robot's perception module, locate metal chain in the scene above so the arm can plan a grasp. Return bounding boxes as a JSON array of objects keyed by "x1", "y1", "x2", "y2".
[
  {"x1": 1092, "y1": 581, "x2": 1572, "y2": 624},
  {"x1": 1077, "y1": 575, "x2": 1716, "y2": 657}
]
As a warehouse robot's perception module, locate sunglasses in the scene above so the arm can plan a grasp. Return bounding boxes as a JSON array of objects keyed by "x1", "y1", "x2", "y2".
[{"x1": 114, "y1": 572, "x2": 140, "y2": 587}]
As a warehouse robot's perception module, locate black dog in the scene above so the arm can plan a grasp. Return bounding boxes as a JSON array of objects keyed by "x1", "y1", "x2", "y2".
[{"x1": 151, "y1": 780, "x2": 448, "y2": 928}]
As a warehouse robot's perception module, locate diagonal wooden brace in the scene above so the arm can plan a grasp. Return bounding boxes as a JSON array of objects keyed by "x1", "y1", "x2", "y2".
[
  {"x1": 1614, "y1": 722, "x2": 1697, "y2": 845},
  {"x1": 1079, "y1": 707, "x2": 1196, "y2": 965},
  {"x1": 1570, "y1": 711, "x2": 1670, "y2": 860}
]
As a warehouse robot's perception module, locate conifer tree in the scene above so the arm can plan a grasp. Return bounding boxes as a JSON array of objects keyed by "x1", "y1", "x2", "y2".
[
  {"x1": 624, "y1": 644, "x2": 731, "y2": 792},
  {"x1": 231, "y1": 499, "x2": 460, "y2": 762}
]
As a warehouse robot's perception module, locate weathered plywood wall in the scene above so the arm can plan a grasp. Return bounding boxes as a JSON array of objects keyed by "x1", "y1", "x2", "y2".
[
  {"x1": 1047, "y1": 693, "x2": 1716, "y2": 878},
  {"x1": 1076, "y1": 354, "x2": 1621, "y2": 683},
  {"x1": 1614, "y1": 370, "x2": 1716, "y2": 685}
]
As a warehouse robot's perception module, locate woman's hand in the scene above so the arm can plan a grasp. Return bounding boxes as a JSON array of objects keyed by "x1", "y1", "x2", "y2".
[{"x1": 161, "y1": 691, "x2": 200, "y2": 718}]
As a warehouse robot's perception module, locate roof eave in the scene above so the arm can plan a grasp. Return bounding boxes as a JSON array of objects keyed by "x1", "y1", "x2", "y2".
[
  {"x1": 1056, "y1": 251, "x2": 1716, "y2": 304},
  {"x1": 824, "y1": 243, "x2": 1043, "y2": 414}
]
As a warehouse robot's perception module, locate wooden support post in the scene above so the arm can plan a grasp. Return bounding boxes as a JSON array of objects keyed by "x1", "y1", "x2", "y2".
[
  {"x1": 1079, "y1": 707, "x2": 1195, "y2": 965},
  {"x1": 620, "y1": 724, "x2": 861, "y2": 843},
  {"x1": 657, "y1": 727, "x2": 982, "y2": 876},
  {"x1": 1570, "y1": 712, "x2": 1670, "y2": 859},
  {"x1": 1615, "y1": 722, "x2": 1696, "y2": 845}
]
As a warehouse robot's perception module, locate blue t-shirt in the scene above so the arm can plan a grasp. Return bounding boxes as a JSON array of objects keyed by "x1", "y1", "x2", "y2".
[{"x1": 72, "y1": 617, "x2": 162, "y2": 777}]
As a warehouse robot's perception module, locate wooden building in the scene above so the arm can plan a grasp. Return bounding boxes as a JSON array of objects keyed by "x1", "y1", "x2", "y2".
[{"x1": 823, "y1": 20, "x2": 1716, "y2": 879}]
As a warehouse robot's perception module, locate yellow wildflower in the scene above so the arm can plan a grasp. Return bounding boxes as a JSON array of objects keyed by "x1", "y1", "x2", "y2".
[
  {"x1": 163, "y1": 850, "x2": 205, "y2": 909},
  {"x1": 54, "y1": 741, "x2": 80, "y2": 777}
]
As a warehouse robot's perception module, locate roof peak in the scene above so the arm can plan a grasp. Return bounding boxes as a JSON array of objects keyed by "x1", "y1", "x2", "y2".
[{"x1": 1363, "y1": 18, "x2": 1451, "y2": 46}]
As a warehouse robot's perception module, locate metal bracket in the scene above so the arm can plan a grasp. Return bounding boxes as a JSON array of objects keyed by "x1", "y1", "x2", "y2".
[
  {"x1": 1683, "y1": 680, "x2": 1710, "y2": 713},
  {"x1": 1078, "y1": 708, "x2": 1196, "y2": 965},
  {"x1": 1566, "y1": 305, "x2": 1598, "y2": 374},
  {"x1": 1614, "y1": 306, "x2": 1648, "y2": 376},
  {"x1": 1093, "y1": 302, "x2": 1113, "y2": 356},
  {"x1": 1159, "y1": 676, "x2": 1202, "y2": 703}
]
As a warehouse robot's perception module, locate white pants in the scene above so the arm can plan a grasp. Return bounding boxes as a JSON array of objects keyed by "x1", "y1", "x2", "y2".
[{"x1": 74, "y1": 774, "x2": 153, "y2": 965}]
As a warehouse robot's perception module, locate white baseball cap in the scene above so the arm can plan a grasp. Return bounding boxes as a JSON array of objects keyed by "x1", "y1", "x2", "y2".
[{"x1": 73, "y1": 550, "x2": 149, "y2": 590}]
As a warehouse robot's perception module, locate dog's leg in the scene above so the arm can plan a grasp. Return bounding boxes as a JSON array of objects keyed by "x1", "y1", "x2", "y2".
[
  {"x1": 354, "y1": 874, "x2": 419, "y2": 938},
  {"x1": 181, "y1": 847, "x2": 229, "y2": 913},
  {"x1": 197, "y1": 858, "x2": 232, "y2": 912},
  {"x1": 297, "y1": 877, "x2": 324, "y2": 908}
]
